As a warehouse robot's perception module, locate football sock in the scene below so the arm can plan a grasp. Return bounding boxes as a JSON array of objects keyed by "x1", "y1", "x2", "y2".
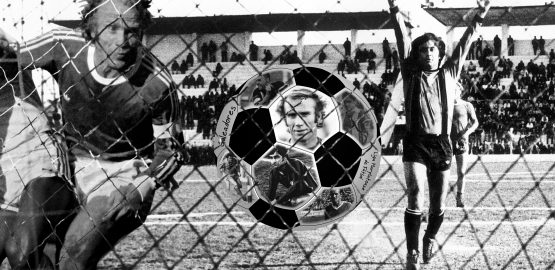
[
  {"x1": 404, "y1": 208, "x2": 422, "y2": 252},
  {"x1": 424, "y1": 210, "x2": 445, "y2": 239}
]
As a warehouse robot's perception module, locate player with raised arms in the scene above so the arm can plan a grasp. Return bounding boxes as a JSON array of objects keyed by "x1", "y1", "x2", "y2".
[
  {"x1": 387, "y1": 0, "x2": 490, "y2": 269},
  {"x1": 0, "y1": 0, "x2": 186, "y2": 268}
]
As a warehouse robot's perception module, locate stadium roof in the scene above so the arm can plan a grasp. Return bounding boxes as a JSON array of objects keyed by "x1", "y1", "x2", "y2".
[
  {"x1": 424, "y1": 5, "x2": 555, "y2": 27},
  {"x1": 51, "y1": 11, "x2": 412, "y2": 35}
]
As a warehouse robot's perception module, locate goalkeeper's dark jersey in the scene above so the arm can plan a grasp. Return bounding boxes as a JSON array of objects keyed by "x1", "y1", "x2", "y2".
[{"x1": 18, "y1": 29, "x2": 180, "y2": 160}]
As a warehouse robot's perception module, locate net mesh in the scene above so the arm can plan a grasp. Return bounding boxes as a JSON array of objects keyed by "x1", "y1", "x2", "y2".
[{"x1": 0, "y1": 0, "x2": 553, "y2": 269}]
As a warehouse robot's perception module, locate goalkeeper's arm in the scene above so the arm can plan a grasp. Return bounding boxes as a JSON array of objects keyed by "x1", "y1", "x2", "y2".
[
  {"x1": 146, "y1": 125, "x2": 188, "y2": 191},
  {"x1": 147, "y1": 81, "x2": 188, "y2": 191}
]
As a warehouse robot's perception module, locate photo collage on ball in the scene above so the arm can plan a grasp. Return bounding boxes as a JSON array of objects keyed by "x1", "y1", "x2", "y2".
[{"x1": 214, "y1": 65, "x2": 381, "y2": 229}]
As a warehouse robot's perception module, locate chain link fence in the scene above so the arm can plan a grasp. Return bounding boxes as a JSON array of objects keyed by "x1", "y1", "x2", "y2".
[{"x1": 0, "y1": 0, "x2": 554, "y2": 269}]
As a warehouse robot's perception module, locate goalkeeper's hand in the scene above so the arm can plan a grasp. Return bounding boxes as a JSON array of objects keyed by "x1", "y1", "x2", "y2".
[{"x1": 146, "y1": 142, "x2": 189, "y2": 191}]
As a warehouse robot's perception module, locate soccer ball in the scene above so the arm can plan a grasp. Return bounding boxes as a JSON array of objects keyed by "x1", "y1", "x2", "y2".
[{"x1": 213, "y1": 65, "x2": 381, "y2": 230}]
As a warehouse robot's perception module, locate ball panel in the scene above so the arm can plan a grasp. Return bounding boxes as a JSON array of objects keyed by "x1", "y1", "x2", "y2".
[
  {"x1": 235, "y1": 68, "x2": 296, "y2": 109},
  {"x1": 292, "y1": 66, "x2": 344, "y2": 96},
  {"x1": 351, "y1": 141, "x2": 382, "y2": 197},
  {"x1": 314, "y1": 132, "x2": 362, "y2": 187},
  {"x1": 213, "y1": 98, "x2": 241, "y2": 158},
  {"x1": 249, "y1": 200, "x2": 300, "y2": 230},
  {"x1": 268, "y1": 86, "x2": 340, "y2": 152},
  {"x1": 252, "y1": 144, "x2": 321, "y2": 210},
  {"x1": 229, "y1": 108, "x2": 276, "y2": 165},
  {"x1": 334, "y1": 89, "x2": 380, "y2": 149},
  {"x1": 295, "y1": 186, "x2": 356, "y2": 229}
]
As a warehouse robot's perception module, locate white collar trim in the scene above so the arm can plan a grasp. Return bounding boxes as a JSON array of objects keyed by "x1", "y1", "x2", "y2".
[{"x1": 87, "y1": 45, "x2": 141, "y2": 86}]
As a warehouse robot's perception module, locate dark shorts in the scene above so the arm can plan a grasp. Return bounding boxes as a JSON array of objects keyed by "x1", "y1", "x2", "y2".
[
  {"x1": 403, "y1": 134, "x2": 453, "y2": 171},
  {"x1": 451, "y1": 138, "x2": 468, "y2": 156}
]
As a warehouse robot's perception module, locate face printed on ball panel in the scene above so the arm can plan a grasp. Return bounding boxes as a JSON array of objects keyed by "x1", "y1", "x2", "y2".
[
  {"x1": 91, "y1": 1, "x2": 142, "y2": 76},
  {"x1": 329, "y1": 189, "x2": 341, "y2": 207},
  {"x1": 283, "y1": 96, "x2": 320, "y2": 147},
  {"x1": 343, "y1": 96, "x2": 358, "y2": 115},
  {"x1": 418, "y1": 40, "x2": 440, "y2": 71}
]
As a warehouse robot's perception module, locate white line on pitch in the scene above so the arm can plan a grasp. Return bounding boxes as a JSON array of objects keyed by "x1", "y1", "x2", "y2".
[
  {"x1": 148, "y1": 207, "x2": 554, "y2": 220},
  {"x1": 353, "y1": 207, "x2": 555, "y2": 212},
  {"x1": 144, "y1": 220, "x2": 554, "y2": 226},
  {"x1": 148, "y1": 212, "x2": 246, "y2": 219},
  {"x1": 182, "y1": 178, "x2": 555, "y2": 184}
]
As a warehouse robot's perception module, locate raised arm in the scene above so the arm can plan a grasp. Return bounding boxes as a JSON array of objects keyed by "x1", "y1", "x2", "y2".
[
  {"x1": 448, "y1": 0, "x2": 491, "y2": 78},
  {"x1": 388, "y1": 0, "x2": 411, "y2": 63},
  {"x1": 1, "y1": 28, "x2": 69, "y2": 73}
]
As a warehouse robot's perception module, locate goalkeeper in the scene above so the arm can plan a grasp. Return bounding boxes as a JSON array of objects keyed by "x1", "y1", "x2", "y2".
[{"x1": 0, "y1": 0, "x2": 187, "y2": 268}]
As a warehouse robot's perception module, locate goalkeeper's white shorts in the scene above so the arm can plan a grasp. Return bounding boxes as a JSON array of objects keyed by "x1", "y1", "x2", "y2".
[{"x1": 0, "y1": 99, "x2": 68, "y2": 212}]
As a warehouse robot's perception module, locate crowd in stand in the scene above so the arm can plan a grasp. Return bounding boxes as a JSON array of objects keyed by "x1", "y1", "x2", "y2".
[
  {"x1": 462, "y1": 56, "x2": 555, "y2": 154},
  {"x1": 168, "y1": 36, "x2": 555, "y2": 164}
]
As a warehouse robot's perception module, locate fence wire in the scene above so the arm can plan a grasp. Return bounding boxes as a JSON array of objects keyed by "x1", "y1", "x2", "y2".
[{"x1": 0, "y1": 0, "x2": 554, "y2": 269}]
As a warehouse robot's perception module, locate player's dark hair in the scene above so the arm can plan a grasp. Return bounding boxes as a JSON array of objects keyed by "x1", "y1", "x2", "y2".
[
  {"x1": 80, "y1": 0, "x2": 153, "y2": 41},
  {"x1": 276, "y1": 90, "x2": 326, "y2": 124},
  {"x1": 408, "y1": 32, "x2": 446, "y2": 68}
]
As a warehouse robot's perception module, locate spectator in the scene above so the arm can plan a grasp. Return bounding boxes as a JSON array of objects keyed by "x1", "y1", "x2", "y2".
[
  {"x1": 208, "y1": 78, "x2": 219, "y2": 91},
  {"x1": 249, "y1": 41, "x2": 258, "y2": 61},
  {"x1": 343, "y1": 38, "x2": 351, "y2": 57},
  {"x1": 354, "y1": 48, "x2": 362, "y2": 62},
  {"x1": 220, "y1": 41, "x2": 228, "y2": 62},
  {"x1": 382, "y1": 37, "x2": 391, "y2": 58},
  {"x1": 221, "y1": 78, "x2": 229, "y2": 93},
  {"x1": 493, "y1": 34, "x2": 501, "y2": 56},
  {"x1": 539, "y1": 36, "x2": 546, "y2": 55},
  {"x1": 214, "y1": 62, "x2": 223, "y2": 77},
  {"x1": 476, "y1": 35, "x2": 483, "y2": 59},
  {"x1": 180, "y1": 59, "x2": 188, "y2": 74},
  {"x1": 171, "y1": 60, "x2": 179, "y2": 74},
  {"x1": 263, "y1": 49, "x2": 273, "y2": 65},
  {"x1": 392, "y1": 47, "x2": 400, "y2": 70},
  {"x1": 368, "y1": 49, "x2": 377, "y2": 60},
  {"x1": 186, "y1": 52, "x2": 195, "y2": 67},
  {"x1": 353, "y1": 78, "x2": 360, "y2": 90},
  {"x1": 237, "y1": 53, "x2": 246, "y2": 65},
  {"x1": 507, "y1": 35, "x2": 514, "y2": 56},
  {"x1": 532, "y1": 36, "x2": 538, "y2": 55},
  {"x1": 197, "y1": 74, "x2": 205, "y2": 88},
  {"x1": 468, "y1": 40, "x2": 476, "y2": 60},
  {"x1": 186, "y1": 75, "x2": 194, "y2": 88},
  {"x1": 319, "y1": 50, "x2": 327, "y2": 64},
  {"x1": 337, "y1": 59, "x2": 345, "y2": 76},
  {"x1": 201, "y1": 42, "x2": 209, "y2": 62},
  {"x1": 367, "y1": 58, "x2": 376, "y2": 74},
  {"x1": 208, "y1": 40, "x2": 217, "y2": 62}
]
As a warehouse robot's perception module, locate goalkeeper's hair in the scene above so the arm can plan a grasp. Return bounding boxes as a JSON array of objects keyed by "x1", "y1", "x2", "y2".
[{"x1": 80, "y1": 0, "x2": 153, "y2": 41}]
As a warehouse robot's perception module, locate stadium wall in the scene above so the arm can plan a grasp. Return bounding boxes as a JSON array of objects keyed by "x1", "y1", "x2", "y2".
[{"x1": 148, "y1": 32, "x2": 555, "y2": 66}]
